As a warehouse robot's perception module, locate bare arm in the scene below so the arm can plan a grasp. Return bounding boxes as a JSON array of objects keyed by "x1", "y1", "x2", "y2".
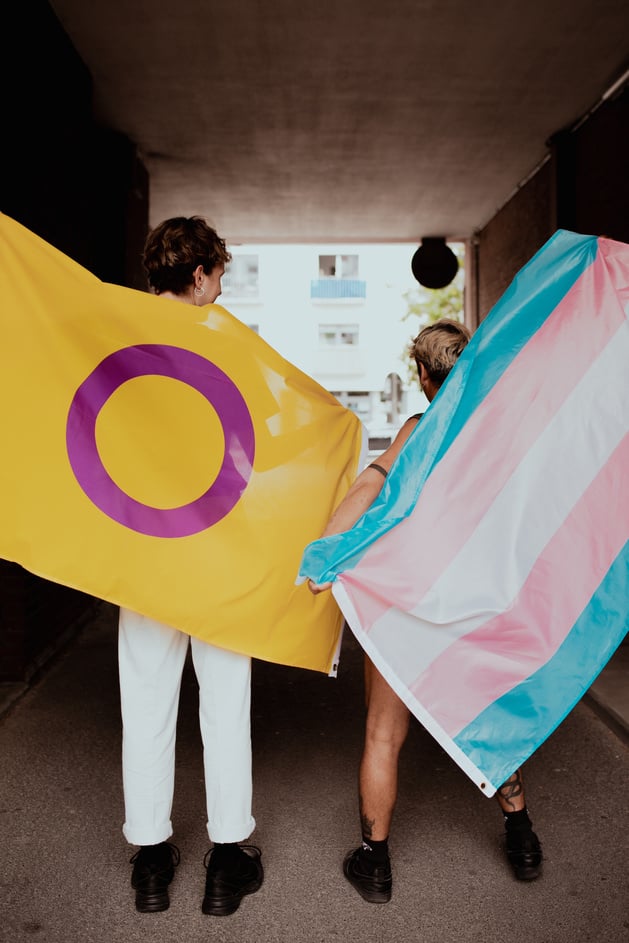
[{"x1": 308, "y1": 416, "x2": 419, "y2": 593}]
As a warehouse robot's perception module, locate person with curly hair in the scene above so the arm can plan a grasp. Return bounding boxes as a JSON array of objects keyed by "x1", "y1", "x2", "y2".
[{"x1": 120, "y1": 216, "x2": 263, "y2": 918}]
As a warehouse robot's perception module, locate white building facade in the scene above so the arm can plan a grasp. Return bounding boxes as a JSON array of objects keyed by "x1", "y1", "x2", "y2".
[{"x1": 220, "y1": 243, "x2": 433, "y2": 447}]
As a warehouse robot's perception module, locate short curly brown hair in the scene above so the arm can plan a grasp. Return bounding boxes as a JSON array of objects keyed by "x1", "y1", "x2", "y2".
[{"x1": 143, "y1": 216, "x2": 232, "y2": 295}]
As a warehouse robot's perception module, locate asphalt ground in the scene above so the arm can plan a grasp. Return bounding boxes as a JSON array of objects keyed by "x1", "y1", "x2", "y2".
[{"x1": 1, "y1": 601, "x2": 628, "y2": 943}]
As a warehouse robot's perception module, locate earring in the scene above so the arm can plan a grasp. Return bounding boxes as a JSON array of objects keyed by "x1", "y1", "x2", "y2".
[{"x1": 194, "y1": 285, "x2": 206, "y2": 297}]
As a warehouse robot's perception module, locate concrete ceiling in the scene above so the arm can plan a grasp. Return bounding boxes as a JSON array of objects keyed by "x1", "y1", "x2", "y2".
[{"x1": 48, "y1": 0, "x2": 629, "y2": 244}]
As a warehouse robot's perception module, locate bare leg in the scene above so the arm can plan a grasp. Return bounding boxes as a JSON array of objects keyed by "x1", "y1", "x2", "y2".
[
  {"x1": 343, "y1": 657, "x2": 406, "y2": 902},
  {"x1": 358, "y1": 657, "x2": 411, "y2": 842}
]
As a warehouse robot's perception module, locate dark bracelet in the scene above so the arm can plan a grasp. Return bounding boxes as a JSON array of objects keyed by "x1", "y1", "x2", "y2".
[{"x1": 368, "y1": 463, "x2": 388, "y2": 478}]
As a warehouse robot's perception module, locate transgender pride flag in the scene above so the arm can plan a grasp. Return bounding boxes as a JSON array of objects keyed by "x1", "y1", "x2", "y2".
[{"x1": 299, "y1": 229, "x2": 629, "y2": 797}]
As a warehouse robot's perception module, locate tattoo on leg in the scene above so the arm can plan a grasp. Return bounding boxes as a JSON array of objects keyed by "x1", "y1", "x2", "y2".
[
  {"x1": 359, "y1": 796, "x2": 375, "y2": 839},
  {"x1": 497, "y1": 769, "x2": 523, "y2": 810}
]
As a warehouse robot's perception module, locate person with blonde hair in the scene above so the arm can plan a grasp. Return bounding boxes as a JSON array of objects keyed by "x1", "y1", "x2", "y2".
[
  {"x1": 309, "y1": 318, "x2": 542, "y2": 903},
  {"x1": 121, "y1": 216, "x2": 263, "y2": 917}
]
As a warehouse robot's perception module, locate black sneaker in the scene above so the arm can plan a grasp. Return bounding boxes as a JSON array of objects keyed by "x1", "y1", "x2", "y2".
[
  {"x1": 343, "y1": 847, "x2": 392, "y2": 903},
  {"x1": 130, "y1": 841, "x2": 180, "y2": 912},
  {"x1": 202, "y1": 844, "x2": 263, "y2": 916},
  {"x1": 505, "y1": 826, "x2": 543, "y2": 880}
]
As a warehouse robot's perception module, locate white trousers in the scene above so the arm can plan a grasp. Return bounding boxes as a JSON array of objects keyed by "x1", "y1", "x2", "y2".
[{"x1": 118, "y1": 607, "x2": 256, "y2": 846}]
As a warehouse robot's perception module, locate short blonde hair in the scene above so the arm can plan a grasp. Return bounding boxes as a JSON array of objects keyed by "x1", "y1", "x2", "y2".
[{"x1": 410, "y1": 318, "x2": 471, "y2": 386}]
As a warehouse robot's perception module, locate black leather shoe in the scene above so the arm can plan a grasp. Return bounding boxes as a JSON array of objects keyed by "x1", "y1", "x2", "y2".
[
  {"x1": 343, "y1": 847, "x2": 392, "y2": 903},
  {"x1": 505, "y1": 827, "x2": 543, "y2": 880},
  {"x1": 202, "y1": 844, "x2": 263, "y2": 916},
  {"x1": 130, "y1": 841, "x2": 180, "y2": 912}
]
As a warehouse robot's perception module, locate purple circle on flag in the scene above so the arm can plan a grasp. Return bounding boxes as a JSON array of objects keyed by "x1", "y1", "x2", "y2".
[{"x1": 66, "y1": 344, "x2": 255, "y2": 538}]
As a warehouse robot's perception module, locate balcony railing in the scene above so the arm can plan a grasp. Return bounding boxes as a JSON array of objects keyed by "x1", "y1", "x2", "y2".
[{"x1": 310, "y1": 278, "x2": 366, "y2": 300}]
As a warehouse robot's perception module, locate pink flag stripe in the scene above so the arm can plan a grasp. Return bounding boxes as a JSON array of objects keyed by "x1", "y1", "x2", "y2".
[
  {"x1": 343, "y1": 251, "x2": 625, "y2": 631},
  {"x1": 409, "y1": 429, "x2": 629, "y2": 737}
]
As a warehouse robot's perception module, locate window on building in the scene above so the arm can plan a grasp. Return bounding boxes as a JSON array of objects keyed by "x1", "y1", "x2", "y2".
[
  {"x1": 319, "y1": 324, "x2": 359, "y2": 346},
  {"x1": 319, "y1": 254, "x2": 359, "y2": 278},
  {"x1": 221, "y1": 254, "x2": 259, "y2": 298},
  {"x1": 332, "y1": 391, "x2": 370, "y2": 419},
  {"x1": 313, "y1": 253, "x2": 365, "y2": 299},
  {"x1": 346, "y1": 392, "x2": 370, "y2": 417}
]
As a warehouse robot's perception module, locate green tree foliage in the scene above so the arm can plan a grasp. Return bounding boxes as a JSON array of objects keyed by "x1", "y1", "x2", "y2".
[{"x1": 400, "y1": 243, "x2": 466, "y2": 383}]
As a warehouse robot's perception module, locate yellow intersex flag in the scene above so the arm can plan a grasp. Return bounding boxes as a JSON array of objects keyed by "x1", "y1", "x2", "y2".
[{"x1": 0, "y1": 213, "x2": 364, "y2": 673}]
